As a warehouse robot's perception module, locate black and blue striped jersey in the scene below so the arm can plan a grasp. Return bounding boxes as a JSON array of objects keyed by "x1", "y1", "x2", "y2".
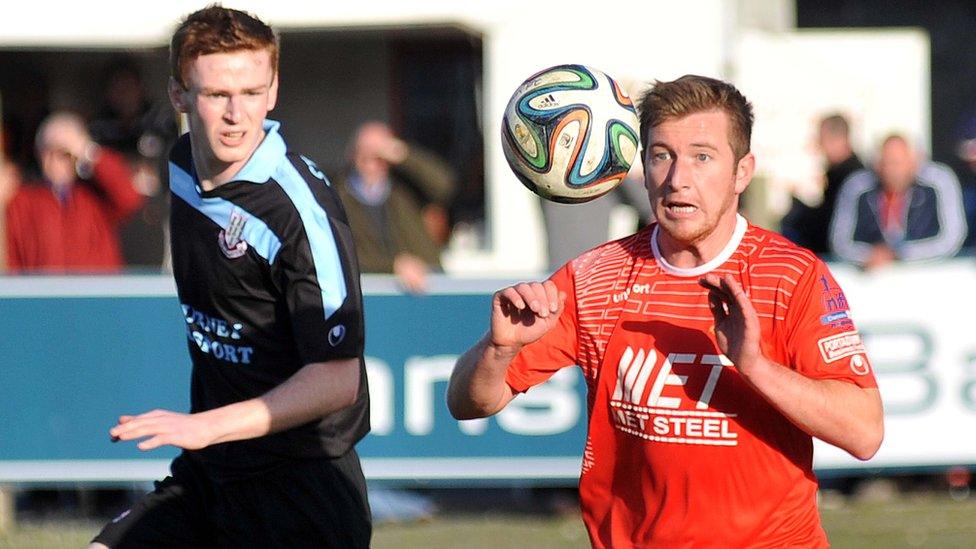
[{"x1": 168, "y1": 120, "x2": 369, "y2": 477}]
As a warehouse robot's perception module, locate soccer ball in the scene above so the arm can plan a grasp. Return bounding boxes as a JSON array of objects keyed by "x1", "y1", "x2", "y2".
[{"x1": 501, "y1": 64, "x2": 640, "y2": 204}]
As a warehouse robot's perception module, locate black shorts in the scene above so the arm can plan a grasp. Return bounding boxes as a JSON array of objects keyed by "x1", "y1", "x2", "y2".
[{"x1": 92, "y1": 450, "x2": 371, "y2": 548}]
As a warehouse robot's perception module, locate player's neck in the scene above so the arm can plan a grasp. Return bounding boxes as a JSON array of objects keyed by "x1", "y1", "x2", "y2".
[{"x1": 656, "y1": 214, "x2": 741, "y2": 270}]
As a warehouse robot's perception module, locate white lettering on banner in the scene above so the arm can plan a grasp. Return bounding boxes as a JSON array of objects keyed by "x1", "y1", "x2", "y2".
[
  {"x1": 404, "y1": 355, "x2": 458, "y2": 435},
  {"x1": 365, "y1": 359, "x2": 394, "y2": 435},
  {"x1": 366, "y1": 355, "x2": 581, "y2": 438},
  {"x1": 817, "y1": 330, "x2": 866, "y2": 363},
  {"x1": 496, "y1": 368, "x2": 579, "y2": 435}
]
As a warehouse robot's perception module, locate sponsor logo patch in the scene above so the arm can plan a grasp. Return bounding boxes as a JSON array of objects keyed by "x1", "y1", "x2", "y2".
[
  {"x1": 818, "y1": 331, "x2": 867, "y2": 363},
  {"x1": 819, "y1": 275, "x2": 854, "y2": 328},
  {"x1": 328, "y1": 324, "x2": 346, "y2": 347},
  {"x1": 849, "y1": 354, "x2": 871, "y2": 376},
  {"x1": 820, "y1": 310, "x2": 851, "y2": 325}
]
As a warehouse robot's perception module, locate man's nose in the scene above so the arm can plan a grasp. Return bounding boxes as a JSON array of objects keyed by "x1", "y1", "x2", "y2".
[
  {"x1": 666, "y1": 157, "x2": 690, "y2": 190},
  {"x1": 224, "y1": 95, "x2": 243, "y2": 123}
]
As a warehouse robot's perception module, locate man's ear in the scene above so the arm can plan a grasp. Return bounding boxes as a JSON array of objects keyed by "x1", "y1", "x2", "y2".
[
  {"x1": 169, "y1": 78, "x2": 188, "y2": 113},
  {"x1": 734, "y1": 152, "x2": 755, "y2": 195},
  {"x1": 266, "y1": 73, "x2": 279, "y2": 112}
]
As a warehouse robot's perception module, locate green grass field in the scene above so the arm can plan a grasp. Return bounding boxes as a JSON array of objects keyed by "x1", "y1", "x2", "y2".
[{"x1": 3, "y1": 494, "x2": 976, "y2": 548}]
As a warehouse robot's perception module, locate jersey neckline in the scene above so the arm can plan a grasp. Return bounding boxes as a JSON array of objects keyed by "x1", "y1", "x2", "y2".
[{"x1": 650, "y1": 214, "x2": 747, "y2": 277}]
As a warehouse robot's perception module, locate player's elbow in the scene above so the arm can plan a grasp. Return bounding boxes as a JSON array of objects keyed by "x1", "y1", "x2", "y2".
[
  {"x1": 849, "y1": 417, "x2": 884, "y2": 461},
  {"x1": 446, "y1": 381, "x2": 501, "y2": 421},
  {"x1": 446, "y1": 387, "x2": 486, "y2": 421},
  {"x1": 332, "y1": 365, "x2": 361, "y2": 410}
]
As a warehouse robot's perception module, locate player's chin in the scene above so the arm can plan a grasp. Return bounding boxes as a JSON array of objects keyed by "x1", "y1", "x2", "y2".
[
  {"x1": 660, "y1": 220, "x2": 704, "y2": 243},
  {"x1": 211, "y1": 144, "x2": 249, "y2": 165}
]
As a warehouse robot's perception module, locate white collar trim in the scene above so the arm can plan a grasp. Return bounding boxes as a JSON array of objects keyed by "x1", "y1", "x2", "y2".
[{"x1": 651, "y1": 214, "x2": 747, "y2": 277}]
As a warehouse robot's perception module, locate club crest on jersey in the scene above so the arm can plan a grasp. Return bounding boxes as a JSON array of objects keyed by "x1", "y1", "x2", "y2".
[{"x1": 218, "y1": 210, "x2": 249, "y2": 259}]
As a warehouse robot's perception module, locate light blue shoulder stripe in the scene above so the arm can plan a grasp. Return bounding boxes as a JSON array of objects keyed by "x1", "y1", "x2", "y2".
[
  {"x1": 275, "y1": 160, "x2": 348, "y2": 320},
  {"x1": 169, "y1": 161, "x2": 283, "y2": 263}
]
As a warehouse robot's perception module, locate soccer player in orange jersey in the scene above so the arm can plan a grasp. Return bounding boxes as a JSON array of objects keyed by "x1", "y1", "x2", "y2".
[{"x1": 448, "y1": 75, "x2": 884, "y2": 548}]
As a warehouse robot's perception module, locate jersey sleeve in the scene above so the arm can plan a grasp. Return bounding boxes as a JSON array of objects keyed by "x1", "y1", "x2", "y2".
[
  {"x1": 505, "y1": 263, "x2": 579, "y2": 393},
  {"x1": 782, "y1": 260, "x2": 877, "y2": 388},
  {"x1": 273, "y1": 199, "x2": 365, "y2": 365}
]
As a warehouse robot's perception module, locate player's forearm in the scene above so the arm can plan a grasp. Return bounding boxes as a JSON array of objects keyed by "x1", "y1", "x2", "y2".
[
  {"x1": 199, "y1": 358, "x2": 361, "y2": 445},
  {"x1": 739, "y1": 357, "x2": 884, "y2": 460},
  {"x1": 397, "y1": 145, "x2": 456, "y2": 202},
  {"x1": 448, "y1": 334, "x2": 518, "y2": 420}
]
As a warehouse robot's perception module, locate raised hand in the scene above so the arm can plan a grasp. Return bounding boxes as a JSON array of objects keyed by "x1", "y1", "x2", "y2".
[
  {"x1": 393, "y1": 252, "x2": 429, "y2": 294},
  {"x1": 698, "y1": 273, "x2": 763, "y2": 373},
  {"x1": 490, "y1": 281, "x2": 566, "y2": 350}
]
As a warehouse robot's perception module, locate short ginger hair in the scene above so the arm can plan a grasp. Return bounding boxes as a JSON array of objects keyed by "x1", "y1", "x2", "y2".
[{"x1": 170, "y1": 4, "x2": 279, "y2": 90}]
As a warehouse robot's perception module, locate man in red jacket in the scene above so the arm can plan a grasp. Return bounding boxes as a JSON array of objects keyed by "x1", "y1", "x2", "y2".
[{"x1": 3, "y1": 112, "x2": 142, "y2": 273}]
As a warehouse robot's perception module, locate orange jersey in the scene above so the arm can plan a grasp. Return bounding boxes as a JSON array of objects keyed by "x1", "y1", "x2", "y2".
[{"x1": 506, "y1": 216, "x2": 876, "y2": 548}]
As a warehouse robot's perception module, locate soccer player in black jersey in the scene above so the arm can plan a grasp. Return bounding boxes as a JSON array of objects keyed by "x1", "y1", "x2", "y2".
[{"x1": 91, "y1": 6, "x2": 371, "y2": 548}]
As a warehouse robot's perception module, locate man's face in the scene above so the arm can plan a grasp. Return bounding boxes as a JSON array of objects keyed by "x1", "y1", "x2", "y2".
[
  {"x1": 818, "y1": 126, "x2": 848, "y2": 166},
  {"x1": 170, "y1": 49, "x2": 278, "y2": 183},
  {"x1": 39, "y1": 147, "x2": 77, "y2": 189},
  {"x1": 352, "y1": 125, "x2": 392, "y2": 185},
  {"x1": 644, "y1": 109, "x2": 752, "y2": 251},
  {"x1": 876, "y1": 138, "x2": 917, "y2": 194}
]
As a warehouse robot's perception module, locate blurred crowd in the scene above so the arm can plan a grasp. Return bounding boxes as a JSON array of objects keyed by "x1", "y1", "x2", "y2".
[
  {"x1": 0, "y1": 56, "x2": 458, "y2": 291},
  {"x1": 2, "y1": 56, "x2": 976, "y2": 284},
  {"x1": 0, "y1": 57, "x2": 177, "y2": 274},
  {"x1": 782, "y1": 114, "x2": 974, "y2": 269}
]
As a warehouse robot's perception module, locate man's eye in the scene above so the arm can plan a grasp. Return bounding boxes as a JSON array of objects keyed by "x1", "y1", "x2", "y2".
[
  {"x1": 652, "y1": 152, "x2": 671, "y2": 162},
  {"x1": 697, "y1": 153, "x2": 711, "y2": 162}
]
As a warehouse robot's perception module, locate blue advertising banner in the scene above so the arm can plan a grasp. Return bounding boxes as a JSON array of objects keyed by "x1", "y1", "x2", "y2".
[
  {"x1": 6, "y1": 262, "x2": 973, "y2": 486},
  {"x1": 0, "y1": 276, "x2": 586, "y2": 485}
]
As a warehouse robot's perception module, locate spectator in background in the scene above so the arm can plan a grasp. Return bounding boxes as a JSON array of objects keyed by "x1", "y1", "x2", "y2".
[
  {"x1": 954, "y1": 115, "x2": 976, "y2": 251},
  {"x1": 3, "y1": 112, "x2": 142, "y2": 273},
  {"x1": 336, "y1": 121, "x2": 456, "y2": 293},
  {"x1": 830, "y1": 134, "x2": 966, "y2": 269},
  {"x1": 780, "y1": 113, "x2": 863, "y2": 256},
  {"x1": 90, "y1": 57, "x2": 179, "y2": 270},
  {"x1": 0, "y1": 159, "x2": 22, "y2": 272}
]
